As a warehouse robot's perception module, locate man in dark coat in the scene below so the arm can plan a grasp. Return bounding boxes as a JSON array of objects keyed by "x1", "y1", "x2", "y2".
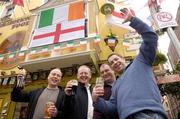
[
  {"x1": 63, "y1": 65, "x2": 93, "y2": 119},
  {"x1": 11, "y1": 68, "x2": 65, "y2": 119}
]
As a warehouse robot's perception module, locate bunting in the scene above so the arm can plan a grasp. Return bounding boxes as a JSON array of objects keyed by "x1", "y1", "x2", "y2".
[{"x1": 0, "y1": 55, "x2": 4, "y2": 62}]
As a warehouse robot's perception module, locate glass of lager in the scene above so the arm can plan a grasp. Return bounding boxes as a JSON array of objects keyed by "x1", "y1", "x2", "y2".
[
  {"x1": 44, "y1": 101, "x2": 54, "y2": 119},
  {"x1": 71, "y1": 79, "x2": 78, "y2": 95},
  {"x1": 95, "y1": 77, "x2": 104, "y2": 90}
]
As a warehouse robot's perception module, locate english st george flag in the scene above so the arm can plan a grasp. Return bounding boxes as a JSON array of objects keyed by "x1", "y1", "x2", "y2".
[
  {"x1": 12, "y1": 0, "x2": 24, "y2": 6},
  {"x1": 29, "y1": 1, "x2": 85, "y2": 48},
  {"x1": 105, "y1": 0, "x2": 136, "y2": 30}
]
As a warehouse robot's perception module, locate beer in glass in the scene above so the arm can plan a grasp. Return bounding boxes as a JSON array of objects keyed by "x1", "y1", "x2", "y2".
[
  {"x1": 44, "y1": 101, "x2": 54, "y2": 119},
  {"x1": 71, "y1": 80, "x2": 78, "y2": 95}
]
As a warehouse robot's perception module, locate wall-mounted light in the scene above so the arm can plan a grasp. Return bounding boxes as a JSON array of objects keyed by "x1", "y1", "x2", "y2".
[{"x1": 100, "y1": 3, "x2": 114, "y2": 15}]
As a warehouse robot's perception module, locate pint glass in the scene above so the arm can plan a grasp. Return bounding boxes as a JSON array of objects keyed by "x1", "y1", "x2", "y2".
[
  {"x1": 44, "y1": 101, "x2": 54, "y2": 119},
  {"x1": 95, "y1": 77, "x2": 104, "y2": 89},
  {"x1": 71, "y1": 80, "x2": 78, "y2": 95}
]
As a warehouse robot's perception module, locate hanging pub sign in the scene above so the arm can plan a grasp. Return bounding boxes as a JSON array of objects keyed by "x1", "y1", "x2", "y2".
[
  {"x1": 11, "y1": 17, "x2": 30, "y2": 29},
  {"x1": 0, "y1": 16, "x2": 30, "y2": 28}
]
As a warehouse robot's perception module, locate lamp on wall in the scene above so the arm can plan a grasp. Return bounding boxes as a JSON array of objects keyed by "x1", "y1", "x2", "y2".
[
  {"x1": 1, "y1": 71, "x2": 6, "y2": 76},
  {"x1": 100, "y1": 3, "x2": 114, "y2": 15},
  {"x1": 10, "y1": 71, "x2": 16, "y2": 75}
]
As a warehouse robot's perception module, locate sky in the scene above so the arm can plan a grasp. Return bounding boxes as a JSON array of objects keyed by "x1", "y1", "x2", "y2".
[{"x1": 131, "y1": 0, "x2": 179, "y2": 69}]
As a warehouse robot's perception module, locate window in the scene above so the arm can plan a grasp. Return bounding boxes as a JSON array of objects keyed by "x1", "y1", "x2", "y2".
[
  {"x1": 0, "y1": 3, "x2": 15, "y2": 19},
  {"x1": 5, "y1": 4, "x2": 15, "y2": 18}
]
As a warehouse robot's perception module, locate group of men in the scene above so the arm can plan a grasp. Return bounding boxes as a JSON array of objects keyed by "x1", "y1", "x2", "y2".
[{"x1": 11, "y1": 8, "x2": 167, "y2": 119}]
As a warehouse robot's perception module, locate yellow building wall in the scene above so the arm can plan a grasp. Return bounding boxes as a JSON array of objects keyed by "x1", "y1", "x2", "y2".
[
  {"x1": 0, "y1": 16, "x2": 36, "y2": 75},
  {"x1": 0, "y1": 23, "x2": 28, "y2": 73},
  {"x1": 0, "y1": 0, "x2": 138, "y2": 73},
  {"x1": 0, "y1": 1, "x2": 139, "y2": 118},
  {"x1": 0, "y1": 0, "x2": 42, "y2": 74},
  {"x1": 96, "y1": 0, "x2": 137, "y2": 61},
  {"x1": 11, "y1": 0, "x2": 46, "y2": 19}
]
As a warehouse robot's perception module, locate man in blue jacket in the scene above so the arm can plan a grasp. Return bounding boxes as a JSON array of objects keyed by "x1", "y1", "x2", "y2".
[{"x1": 92, "y1": 8, "x2": 167, "y2": 119}]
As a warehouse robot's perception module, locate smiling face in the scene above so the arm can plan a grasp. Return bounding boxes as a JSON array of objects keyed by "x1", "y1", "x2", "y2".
[
  {"x1": 47, "y1": 68, "x2": 62, "y2": 88},
  {"x1": 77, "y1": 65, "x2": 91, "y2": 86},
  {"x1": 108, "y1": 54, "x2": 126, "y2": 74},
  {"x1": 100, "y1": 64, "x2": 115, "y2": 84}
]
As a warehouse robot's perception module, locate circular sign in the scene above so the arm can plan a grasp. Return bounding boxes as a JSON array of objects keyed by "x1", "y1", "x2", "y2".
[{"x1": 157, "y1": 12, "x2": 173, "y2": 22}]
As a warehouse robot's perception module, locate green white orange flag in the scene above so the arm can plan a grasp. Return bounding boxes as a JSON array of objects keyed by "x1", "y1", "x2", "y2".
[
  {"x1": 80, "y1": 39, "x2": 87, "y2": 45},
  {"x1": 94, "y1": 36, "x2": 101, "y2": 43},
  {"x1": 8, "y1": 53, "x2": 16, "y2": 61},
  {"x1": 18, "y1": 50, "x2": 25, "y2": 57},
  {"x1": 29, "y1": 48, "x2": 37, "y2": 54},
  {"x1": 29, "y1": 1, "x2": 85, "y2": 48},
  {"x1": 41, "y1": 46, "x2": 49, "y2": 52},
  {"x1": 122, "y1": 39, "x2": 131, "y2": 48},
  {"x1": 53, "y1": 43, "x2": 61, "y2": 50},
  {"x1": 67, "y1": 41, "x2": 74, "y2": 48},
  {"x1": 0, "y1": 55, "x2": 4, "y2": 62}
]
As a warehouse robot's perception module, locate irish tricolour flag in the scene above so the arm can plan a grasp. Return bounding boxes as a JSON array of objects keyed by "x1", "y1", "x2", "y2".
[
  {"x1": 29, "y1": 1, "x2": 85, "y2": 48},
  {"x1": 0, "y1": 55, "x2": 4, "y2": 62}
]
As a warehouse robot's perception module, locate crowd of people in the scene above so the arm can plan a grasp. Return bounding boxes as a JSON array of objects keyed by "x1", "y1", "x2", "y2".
[{"x1": 11, "y1": 8, "x2": 167, "y2": 119}]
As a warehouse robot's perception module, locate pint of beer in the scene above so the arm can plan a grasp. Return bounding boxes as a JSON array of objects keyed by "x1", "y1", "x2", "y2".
[
  {"x1": 71, "y1": 79, "x2": 78, "y2": 95},
  {"x1": 95, "y1": 77, "x2": 104, "y2": 89},
  {"x1": 44, "y1": 101, "x2": 54, "y2": 119},
  {"x1": 17, "y1": 69, "x2": 27, "y2": 87}
]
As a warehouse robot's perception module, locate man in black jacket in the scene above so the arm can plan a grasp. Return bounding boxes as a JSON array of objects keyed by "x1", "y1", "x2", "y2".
[
  {"x1": 63, "y1": 65, "x2": 93, "y2": 119},
  {"x1": 11, "y1": 68, "x2": 64, "y2": 119}
]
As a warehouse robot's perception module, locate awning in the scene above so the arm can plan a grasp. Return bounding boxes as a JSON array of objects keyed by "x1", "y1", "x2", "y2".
[{"x1": 19, "y1": 51, "x2": 99, "y2": 72}]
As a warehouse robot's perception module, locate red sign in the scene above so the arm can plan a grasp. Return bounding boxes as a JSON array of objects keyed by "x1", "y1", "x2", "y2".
[
  {"x1": 157, "y1": 12, "x2": 172, "y2": 22},
  {"x1": 154, "y1": 11, "x2": 177, "y2": 29}
]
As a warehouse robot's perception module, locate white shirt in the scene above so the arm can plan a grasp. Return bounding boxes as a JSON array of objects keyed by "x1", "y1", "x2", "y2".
[{"x1": 86, "y1": 84, "x2": 94, "y2": 119}]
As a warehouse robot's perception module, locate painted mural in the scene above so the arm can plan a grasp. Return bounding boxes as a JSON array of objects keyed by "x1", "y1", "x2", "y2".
[{"x1": 0, "y1": 31, "x2": 26, "y2": 54}]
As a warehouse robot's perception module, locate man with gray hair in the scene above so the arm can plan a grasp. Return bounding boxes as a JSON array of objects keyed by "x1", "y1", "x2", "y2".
[{"x1": 63, "y1": 65, "x2": 93, "y2": 119}]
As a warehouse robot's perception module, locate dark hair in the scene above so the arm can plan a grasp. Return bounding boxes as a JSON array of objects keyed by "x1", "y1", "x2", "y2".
[
  {"x1": 99, "y1": 63, "x2": 111, "y2": 69},
  {"x1": 107, "y1": 53, "x2": 124, "y2": 63},
  {"x1": 50, "y1": 67, "x2": 62, "y2": 75}
]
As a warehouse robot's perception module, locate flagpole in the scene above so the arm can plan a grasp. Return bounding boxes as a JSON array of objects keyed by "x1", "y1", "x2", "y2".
[
  {"x1": 84, "y1": 0, "x2": 88, "y2": 37},
  {"x1": 20, "y1": 6, "x2": 26, "y2": 16},
  {"x1": 25, "y1": 0, "x2": 30, "y2": 12},
  {"x1": 10, "y1": 0, "x2": 16, "y2": 19}
]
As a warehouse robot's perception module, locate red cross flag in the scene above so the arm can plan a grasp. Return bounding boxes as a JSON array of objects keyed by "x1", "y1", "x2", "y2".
[
  {"x1": 29, "y1": 1, "x2": 85, "y2": 48},
  {"x1": 105, "y1": 5, "x2": 135, "y2": 30},
  {"x1": 12, "y1": 0, "x2": 24, "y2": 6}
]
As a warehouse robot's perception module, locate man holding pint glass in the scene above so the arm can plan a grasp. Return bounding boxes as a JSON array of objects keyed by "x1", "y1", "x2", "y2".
[
  {"x1": 93, "y1": 63, "x2": 118, "y2": 119},
  {"x1": 11, "y1": 68, "x2": 65, "y2": 119},
  {"x1": 63, "y1": 65, "x2": 93, "y2": 119}
]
